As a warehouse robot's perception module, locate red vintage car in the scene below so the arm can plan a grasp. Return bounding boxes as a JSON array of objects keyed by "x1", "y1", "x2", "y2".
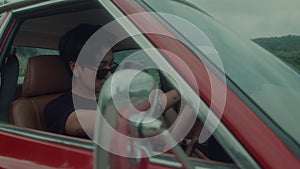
[{"x1": 0, "y1": 0, "x2": 299, "y2": 169}]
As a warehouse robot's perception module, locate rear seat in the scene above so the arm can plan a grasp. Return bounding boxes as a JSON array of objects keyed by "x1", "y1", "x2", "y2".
[{"x1": 10, "y1": 55, "x2": 71, "y2": 130}]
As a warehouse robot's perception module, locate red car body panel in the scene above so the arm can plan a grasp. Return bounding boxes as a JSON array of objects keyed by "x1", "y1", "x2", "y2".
[
  {"x1": 113, "y1": 0, "x2": 300, "y2": 169},
  {"x1": 0, "y1": 131, "x2": 93, "y2": 169}
]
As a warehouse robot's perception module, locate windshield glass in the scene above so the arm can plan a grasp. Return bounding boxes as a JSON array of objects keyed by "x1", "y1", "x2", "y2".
[{"x1": 142, "y1": 0, "x2": 300, "y2": 144}]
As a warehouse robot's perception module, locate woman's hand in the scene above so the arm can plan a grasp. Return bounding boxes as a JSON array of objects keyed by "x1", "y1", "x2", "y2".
[{"x1": 160, "y1": 89, "x2": 181, "y2": 111}]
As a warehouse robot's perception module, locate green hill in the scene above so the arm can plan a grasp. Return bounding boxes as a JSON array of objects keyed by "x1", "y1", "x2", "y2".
[{"x1": 253, "y1": 35, "x2": 300, "y2": 72}]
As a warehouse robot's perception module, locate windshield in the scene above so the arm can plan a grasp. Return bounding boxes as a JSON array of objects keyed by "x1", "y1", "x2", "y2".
[{"x1": 142, "y1": 0, "x2": 300, "y2": 144}]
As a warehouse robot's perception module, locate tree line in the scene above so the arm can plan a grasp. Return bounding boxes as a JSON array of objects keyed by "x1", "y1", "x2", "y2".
[{"x1": 253, "y1": 35, "x2": 300, "y2": 72}]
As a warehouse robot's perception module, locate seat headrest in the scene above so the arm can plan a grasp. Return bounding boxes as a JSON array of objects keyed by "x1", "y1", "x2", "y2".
[{"x1": 22, "y1": 55, "x2": 72, "y2": 97}]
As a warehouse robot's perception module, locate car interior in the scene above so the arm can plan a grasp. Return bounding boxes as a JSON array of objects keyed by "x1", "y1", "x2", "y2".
[{"x1": 0, "y1": 1, "x2": 237, "y2": 168}]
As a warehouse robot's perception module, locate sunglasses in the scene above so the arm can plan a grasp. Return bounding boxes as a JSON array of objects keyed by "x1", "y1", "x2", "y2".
[{"x1": 96, "y1": 62, "x2": 118, "y2": 80}]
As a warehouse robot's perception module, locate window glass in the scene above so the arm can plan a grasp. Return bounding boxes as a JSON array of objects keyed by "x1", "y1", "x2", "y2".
[
  {"x1": 113, "y1": 49, "x2": 160, "y2": 85},
  {"x1": 0, "y1": 11, "x2": 8, "y2": 37}
]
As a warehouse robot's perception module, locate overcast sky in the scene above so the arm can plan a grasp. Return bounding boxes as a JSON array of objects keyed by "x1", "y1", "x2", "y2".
[{"x1": 188, "y1": 0, "x2": 300, "y2": 39}]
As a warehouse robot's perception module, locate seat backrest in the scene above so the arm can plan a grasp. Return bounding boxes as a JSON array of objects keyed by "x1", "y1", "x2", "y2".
[
  {"x1": 10, "y1": 55, "x2": 71, "y2": 130},
  {"x1": 0, "y1": 54, "x2": 19, "y2": 122}
]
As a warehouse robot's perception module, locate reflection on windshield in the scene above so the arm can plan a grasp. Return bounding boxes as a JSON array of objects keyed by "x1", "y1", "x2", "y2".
[{"x1": 143, "y1": 0, "x2": 300, "y2": 144}]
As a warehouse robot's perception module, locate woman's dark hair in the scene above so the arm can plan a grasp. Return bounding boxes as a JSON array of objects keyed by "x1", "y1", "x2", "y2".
[{"x1": 59, "y1": 24, "x2": 100, "y2": 75}]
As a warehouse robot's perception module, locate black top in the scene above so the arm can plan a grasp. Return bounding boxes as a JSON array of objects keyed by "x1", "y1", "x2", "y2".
[{"x1": 44, "y1": 91, "x2": 96, "y2": 135}]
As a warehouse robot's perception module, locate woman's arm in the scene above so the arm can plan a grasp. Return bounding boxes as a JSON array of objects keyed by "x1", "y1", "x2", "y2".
[
  {"x1": 64, "y1": 90, "x2": 180, "y2": 138},
  {"x1": 161, "y1": 89, "x2": 181, "y2": 110},
  {"x1": 65, "y1": 110, "x2": 96, "y2": 138}
]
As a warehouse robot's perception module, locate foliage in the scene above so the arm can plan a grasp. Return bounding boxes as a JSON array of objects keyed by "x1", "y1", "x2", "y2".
[{"x1": 253, "y1": 35, "x2": 300, "y2": 72}]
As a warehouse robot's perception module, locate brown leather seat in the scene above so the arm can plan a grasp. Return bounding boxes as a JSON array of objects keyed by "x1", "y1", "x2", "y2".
[{"x1": 10, "y1": 55, "x2": 71, "y2": 130}]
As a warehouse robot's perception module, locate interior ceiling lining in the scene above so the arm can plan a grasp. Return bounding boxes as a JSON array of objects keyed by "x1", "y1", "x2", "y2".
[{"x1": 13, "y1": 8, "x2": 114, "y2": 50}]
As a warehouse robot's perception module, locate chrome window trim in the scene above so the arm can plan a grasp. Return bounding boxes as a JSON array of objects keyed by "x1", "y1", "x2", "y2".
[
  {"x1": 149, "y1": 157, "x2": 181, "y2": 168},
  {"x1": 0, "y1": 11, "x2": 11, "y2": 35},
  {"x1": 149, "y1": 156, "x2": 238, "y2": 169},
  {"x1": 12, "y1": 0, "x2": 73, "y2": 13},
  {"x1": 0, "y1": 124, "x2": 94, "y2": 150},
  {"x1": 0, "y1": 11, "x2": 12, "y2": 59}
]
